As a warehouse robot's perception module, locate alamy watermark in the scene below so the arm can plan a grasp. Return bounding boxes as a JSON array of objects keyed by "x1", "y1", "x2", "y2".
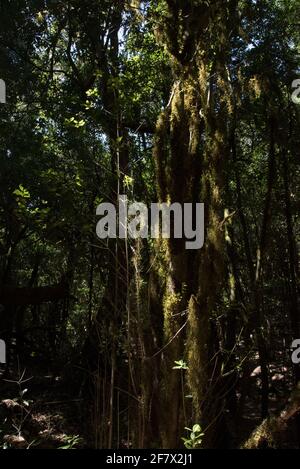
[
  {"x1": 96, "y1": 195, "x2": 205, "y2": 250},
  {"x1": 291, "y1": 339, "x2": 300, "y2": 365},
  {"x1": 291, "y1": 79, "x2": 300, "y2": 104},
  {"x1": 291, "y1": 53, "x2": 300, "y2": 104},
  {"x1": 0, "y1": 79, "x2": 6, "y2": 104},
  {"x1": 0, "y1": 339, "x2": 6, "y2": 364}
]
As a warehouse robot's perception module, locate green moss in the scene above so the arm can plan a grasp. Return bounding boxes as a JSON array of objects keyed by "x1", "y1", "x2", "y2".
[{"x1": 242, "y1": 418, "x2": 280, "y2": 449}]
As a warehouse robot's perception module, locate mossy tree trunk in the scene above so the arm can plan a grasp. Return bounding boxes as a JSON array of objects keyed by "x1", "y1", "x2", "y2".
[{"x1": 152, "y1": 0, "x2": 236, "y2": 448}]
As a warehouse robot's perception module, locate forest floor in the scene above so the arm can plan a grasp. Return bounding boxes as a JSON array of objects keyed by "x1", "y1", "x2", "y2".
[
  {"x1": 0, "y1": 365, "x2": 87, "y2": 449},
  {"x1": 0, "y1": 352, "x2": 296, "y2": 449}
]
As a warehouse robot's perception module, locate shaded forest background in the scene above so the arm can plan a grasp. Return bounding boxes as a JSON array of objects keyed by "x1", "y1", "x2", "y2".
[{"x1": 0, "y1": 0, "x2": 299, "y2": 449}]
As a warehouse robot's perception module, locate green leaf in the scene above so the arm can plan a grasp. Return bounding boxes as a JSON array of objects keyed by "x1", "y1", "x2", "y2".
[
  {"x1": 13, "y1": 185, "x2": 30, "y2": 198},
  {"x1": 193, "y1": 424, "x2": 201, "y2": 433},
  {"x1": 173, "y1": 359, "x2": 188, "y2": 370}
]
